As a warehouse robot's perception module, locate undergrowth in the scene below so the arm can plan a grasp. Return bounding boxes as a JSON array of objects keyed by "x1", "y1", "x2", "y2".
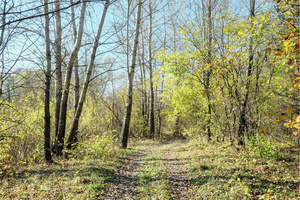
[
  {"x1": 0, "y1": 135, "x2": 299, "y2": 199},
  {"x1": 185, "y1": 136, "x2": 300, "y2": 199},
  {"x1": 0, "y1": 133, "x2": 125, "y2": 199}
]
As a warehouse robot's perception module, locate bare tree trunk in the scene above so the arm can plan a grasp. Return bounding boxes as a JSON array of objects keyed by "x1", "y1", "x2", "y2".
[
  {"x1": 148, "y1": 0, "x2": 155, "y2": 140},
  {"x1": 169, "y1": 1, "x2": 181, "y2": 137},
  {"x1": 157, "y1": 3, "x2": 167, "y2": 139},
  {"x1": 111, "y1": 72, "x2": 117, "y2": 131},
  {"x1": 120, "y1": 0, "x2": 142, "y2": 148},
  {"x1": 206, "y1": 0, "x2": 212, "y2": 142},
  {"x1": 0, "y1": 1, "x2": 6, "y2": 98},
  {"x1": 74, "y1": 61, "x2": 80, "y2": 110},
  {"x1": 138, "y1": 44, "x2": 146, "y2": 137},
  {"x1": 70, "y1": 0, "x2": 80, "y2": 111},
  {"x1": 238, "y1": 0, "x2": 255, "y2": 146},
  {"x1": 157, "y1": 60, "x2": 165, "y2": 139},
  {"x1": 43, "y1": 0, "x2": 52, "y2": 162},
  {"x1": 126, "y1": 0, "x2": 130, "y2": 72},
  {"x1": 140, "y1": 22, "x2": 148, "y2": 137},
  {"x1": 53, "y1": 1, "x2": 87, "y2": 155},
  {"x1": 54, "y1": 0, "x2": 63, "y2": 145},
  {"x1": 66, "y1": 0, "x2": 110, "y2": 150}
]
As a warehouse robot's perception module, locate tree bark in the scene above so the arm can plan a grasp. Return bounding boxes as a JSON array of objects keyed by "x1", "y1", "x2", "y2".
[
  {"x1": 70, "y1": 0, "x2": 80, "y2": 111},
  {"x1": 205, "y1": 0, "x2": 212, "y2": 142},
  {"x1": 74, "y1": 60, "x2": 80, "y2": 110},
  {"x1": 238, "y1": 0, "x2": 255, "y2": 146},
  {"x1": 157, "y1": 3, "x2": 167, "y2": 139},
  {"x1": 120, "y1": 0, "x2": 142, "y2": 148},
  {"x1": 138, "y1": 44, "x2": 146, "y2": 137},
  {"x1": 53, "y1": 1, "x2": 87, "y2": 155},
  {"x1": 66, "y1": 0, "x2": 110, "y2": 150},
  {"x1": 43, "y1": 0, "x2": 52, "y2": 162},
  {"x1": 54, "y1": 0, "x2": 63, "y2": 150},
  {"x1": 140, "y1": 22, "x2": 148, "y2": 137},
  {"x1": 0, "y1": 1, "x2": 6, "y2": 99},
  {"x1": 148, "y1": 0, "x2": 155, "y2": 140}
]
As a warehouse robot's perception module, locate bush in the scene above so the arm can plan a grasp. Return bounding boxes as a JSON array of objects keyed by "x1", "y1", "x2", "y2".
[
  {"x1": 246, "y1": 134, "x2": 280, "y2": 160},
  {"x1": 0, "y1": 92, "x2": 45, "y2": 170},
  {"x1": 75, "y1": 133, "x2": 118, "y2": 160}
]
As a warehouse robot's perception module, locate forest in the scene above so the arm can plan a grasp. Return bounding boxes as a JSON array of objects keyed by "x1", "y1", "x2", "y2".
[{"x1": 0, "y1": 0, "x2": 299, "y2": 199}]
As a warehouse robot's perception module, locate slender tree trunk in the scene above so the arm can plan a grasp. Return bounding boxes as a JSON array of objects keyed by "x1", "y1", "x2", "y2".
[
  {"x1": 169, "y1": 1, "x2": 181, "y2": 137},
  {"x1": 53, "y1": 1, "x2": 87, "y2": 155},
  {"x1": 138, "y1": 7, "x2": 146, "y2": 138},
  {"x1": 66, "y1": 0, "x2": 110, "y2": 149},
  {"x1": 120, "y1": 0, "x2": 142, "y2": 148},
  {"x1": 126, "y1": 0, "x2": 130, "y2": 72},
  {"x1": 74, "y1": 60, "x2": 80, "y2": 110},
  {"x1": 157, "y1": 65, "x2": 164, "y2": 139},
  {"x1": 173, "y1": 116, "x2": 182, "y2": 137},
  {"x1": 205, "y1": 0, "x2": 212, "y2": 142},
  {"x1": 0, "y1": 1, "x2": 6, "y2": 98},
  {"x1": 138, "y1": 45, "x2": 146, "y2": 137},
  {"x1": 111, "y1": 72, "x2": 116, "y2": 131},
  {"x1": 54, "y1": 0, "x2": 62, "y2": 148},
  {"x1": 70, "y1": 0, "x2": 80, "y2": 111},
  {"x1": 148, "y1": 0, "x2": 155, "y2": 140},
  {"x1": 140, "y1": 24, "x2": 148, "y2": 137},
  {"x1": 157, "y1": 4, "x2": 167, "y2": 139},
  {"x1": 43, "y1": 0, "x2": 52, "y2": 162},
  {"x1": 238, "y1": 0, "x2": 255, "y2": 146}
]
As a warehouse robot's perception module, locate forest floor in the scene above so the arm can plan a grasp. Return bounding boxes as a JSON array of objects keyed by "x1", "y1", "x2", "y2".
[{"x1": 0, "y1": 138, "x2": 299, "y2": 199}]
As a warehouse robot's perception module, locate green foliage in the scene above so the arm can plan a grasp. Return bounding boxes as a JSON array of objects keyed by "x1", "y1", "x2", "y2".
[
  {"x1": 246, "y1": 134, "x2": 280, "y2": 160},
  {"x1": 0, "y1": 90, "x2": 120, "y2": 171},
  {"x1": 274, "y1": 0, "x2": 300, "y2": 139},
  {"x1": 84, "y1": 183, "x2": 106, "y2": 196},
  {"x1": 0, "y1": 92, "x2": 45, "y2": 169},
  {"x1": 75, "y1": 133, "x2": 118, "y2": 160},
  {"x1": 80, "y1": 93, "x2": 105, "y2": 136},
  {"x1": 154, "y1": 1, "x2": 299, "y2": 145}
]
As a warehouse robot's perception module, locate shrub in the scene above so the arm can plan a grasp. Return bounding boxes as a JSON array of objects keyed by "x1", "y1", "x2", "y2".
[{"x1": 246, "y1": 134, "x2": 280, "y2": 160}]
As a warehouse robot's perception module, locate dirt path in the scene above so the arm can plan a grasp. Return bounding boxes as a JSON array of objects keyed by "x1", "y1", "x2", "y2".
[
  {"x1": 103, "y1": 149, "x2": 146, "y2": 199},
  {"x1": 160, "y1": 143, "x2": 196, "y2": 199},
  {"x1": 102, "y1": 141, "x2": 194, "y2": 200},
  {"x1": 2, "y1": 140, "x2": 298, "y2": 199}
]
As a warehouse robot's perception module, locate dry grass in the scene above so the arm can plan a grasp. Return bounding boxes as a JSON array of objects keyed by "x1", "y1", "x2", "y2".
[{"x1": 0, "y1": 137, "x2": 299, "y2": 199}]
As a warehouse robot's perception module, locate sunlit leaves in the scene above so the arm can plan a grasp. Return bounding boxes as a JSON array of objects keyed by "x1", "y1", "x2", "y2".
[{"x1": 273, "y1": 0, "x2": 300, "y2": 137}]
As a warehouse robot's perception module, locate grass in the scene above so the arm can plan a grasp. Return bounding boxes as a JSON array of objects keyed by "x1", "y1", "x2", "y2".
[
  {"x1": 179, "y1": 138, "x2": 300, "y2": 199},
  {"x1": 0, "y1": 134, "x2": 129, "y2": 199},
  {"x1": 135, "y1": 141, "x2": 174, "y2": 199},
  {"x1": 0, "y1": 136, "x2": 299, "y2": 199},
  {"x1": 0, "y1": 157, "x2": 124, "y2": 199}
]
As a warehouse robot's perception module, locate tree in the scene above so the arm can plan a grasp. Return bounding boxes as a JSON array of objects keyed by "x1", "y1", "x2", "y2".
[
  {"x1": 205, "y1": 0, "x2": 213, "y2": 141},
  {"x1": 0, "y1": 0, "x2": 21, "y2": 99},
  {"x1": 70, "y1": 0, "x2": 80, "y2": 111},
  {"x1": 43, "y1": 0, "x2": 52, "y2": 163},
  {"x1": 237, "y1": 0, "x2": 256, "y2": 145},
  {"x1": 148, "y1": 0, "x2": 155, "y2": 140},
  {"x1": 120, "y1": 0, "x2": 142, "y2": 148},
  {"x1": 278, "y1": 0, "x2": 300, "y2": 146},
  {"x1": 53, "y1": 1, "x2": 87, "y2": 155},
  {"x1": 54, "y1": 0, "x2": 63, "y2": 148},
  {"x1": 66, "y1": 0, "x2": 110, "y2": 150}
]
